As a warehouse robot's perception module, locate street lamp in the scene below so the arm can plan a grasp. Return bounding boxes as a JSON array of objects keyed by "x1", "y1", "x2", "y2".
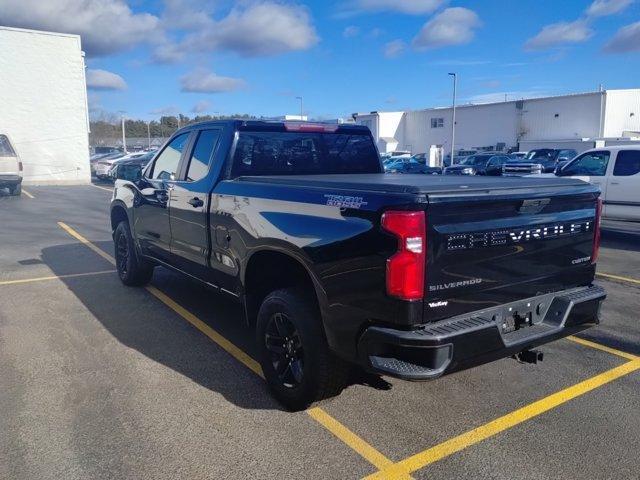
[
  {"x1": 448, "y1": 73, "x2": 457, "y2": 164},
  {"x1": 295, "y1": 96, "x2": 303, "y2": 120},
  {"x1": 146, "y1": 121, "x2": 151, "y2": 150},
  {"x1": 118, "y1": 110, "x2": 127, "y2": 153}
]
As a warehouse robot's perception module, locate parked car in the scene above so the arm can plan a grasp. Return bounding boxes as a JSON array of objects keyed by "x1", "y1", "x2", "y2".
[
  {"x1": 95, "y1": 152, "x2": 147, "y2": 179},
  {"x1": 385, "y1": 157, "x2": 441, "y2": 174},
  {"x1": 503, "y1": 148, "x2": 577, "y2": 175},
  {"x1": 107, "y1": 151, "x2": 156, "y2": 181},
  {"x1": 551, "y1": 147, "x2": 640, "y2": 221},
  {"x1": 444, "y1": 153, "x2": 511, "y2": 175},
  {"x1": 0, "y1": 134, "x2": 23, "y2": 195},
  {"x1": 111, "y1": 120, "x2": 605, "y2": 410}
]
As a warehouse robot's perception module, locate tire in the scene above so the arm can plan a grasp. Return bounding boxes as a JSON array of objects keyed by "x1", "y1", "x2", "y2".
[
  {"x1": 113, "y1": 221, "x2": 154, "y2": 286},
  {"x1": 256, "y1": 288, "x2": 350, "y2": 411},
  {"x1": 9, "y1": 183, "x2": 21, "y2": 196}
]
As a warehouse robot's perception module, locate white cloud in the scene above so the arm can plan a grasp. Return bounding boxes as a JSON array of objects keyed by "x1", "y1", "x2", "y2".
[
  {"x1": 152, "y1": 42, "x2": 186, "y2": 64},
  {"x1": 350, "y1": 0, "x2": 446, "y2": 15},
  {"x1": 180, "y1": 69, "x2": 246, "y2": 93},
  {"x1": 383, "y1": 39, "x2": 406, "y2": 58},
  {"x1": 603, "y1": 21, "x2": 640, "y2": 52},
  {"x1": 343, "y1": 26, "x2": 360, "y2": 38},
  {"x1": 86, "y1": 69, "x2": 127, "y2": 90},
  {"x1": 150, "y1": 105, "x2": 179, "y2": 116},
  {"x1": 0, "y1": 0, "x2": 161, "y2": 56},
  {"x1": 586, "y1": 0, "x2": 633, "y2": 17},
  {"x1": 179, "y1": 2, "x2": 319, "y2": 57},
  {"x1": 412, "y1": 7, "x2": 481, "y2": 50},
  {"x1": 191, "y1": 100, "x2": 212, "y2": 113},
  {"x1": 524, "y1": 20, "x2": 592, "y2": 50}
]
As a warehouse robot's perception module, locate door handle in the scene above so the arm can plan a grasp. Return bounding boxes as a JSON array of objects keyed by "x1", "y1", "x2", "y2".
[
  {"x1": 610, "y1": 182, "x2": 620, "y2": 185},
  {"x1": 188, "y1": 197, "x2": 204, "y2": 208}
]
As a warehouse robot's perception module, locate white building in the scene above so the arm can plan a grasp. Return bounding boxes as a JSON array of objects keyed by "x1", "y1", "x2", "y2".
[
  {"x1": 356, "y1": 89, "x2": 640, "y2": 165},
  {"x1": 0, "y1": 26, "x2": 90, "y2": 184}
]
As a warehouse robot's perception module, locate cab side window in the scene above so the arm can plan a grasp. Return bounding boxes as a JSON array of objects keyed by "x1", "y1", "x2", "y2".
[
  {"x1": 613, "y1": 150, "x2": 640, "y2": 176},
  {"x1": 185, "y1": 129, "x2": 221, "y2": 182},
  {"x1": 149, "y1": 133, "x2": 190, "y2": 181},
  {"x1": 562, "y1": 151, "x2": 610, "y2": 176}
]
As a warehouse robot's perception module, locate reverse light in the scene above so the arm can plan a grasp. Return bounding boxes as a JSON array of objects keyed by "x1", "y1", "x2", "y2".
[
  {"x1": 381, "y1": 210, "x2": 426, "y2": 301},
  {"x1": 591, "y1": 197, "x2": 602, "y2": 264}
]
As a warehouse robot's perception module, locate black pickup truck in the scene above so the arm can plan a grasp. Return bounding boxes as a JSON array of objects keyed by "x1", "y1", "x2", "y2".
[{"x1": 110, "y1": 120, "x2": 605, "y2": 410}]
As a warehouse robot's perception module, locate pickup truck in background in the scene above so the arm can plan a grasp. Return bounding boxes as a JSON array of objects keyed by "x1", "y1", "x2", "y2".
[
  {"x1": 532, "y1": 146, "x2": 640, "y2": 222},
  {"x1": 111, "y1": 120, "x2": 605, "y2": 410}
]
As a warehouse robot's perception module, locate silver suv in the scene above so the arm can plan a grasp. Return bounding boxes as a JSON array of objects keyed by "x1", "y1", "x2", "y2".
[{"x1": 0, "y1": 134, "x2": 22, "y2": 196}]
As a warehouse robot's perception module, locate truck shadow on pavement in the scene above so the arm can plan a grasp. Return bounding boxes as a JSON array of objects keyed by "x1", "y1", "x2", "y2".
[
  {"x1": 42, "y1": 242, "x2": 391, "y2": 411},
  {"x1": 601, "y1": 224, "x2": 640, "y2": 253}
]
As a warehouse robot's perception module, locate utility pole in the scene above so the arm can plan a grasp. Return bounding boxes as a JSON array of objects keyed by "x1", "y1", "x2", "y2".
[
  {"x1": 296, "y1": 96, "x2": 303, "y2": 120},
  {"x1": 448, "y1": 73, "x2": 457, "y2": 164},
  {"x1": 147, "y1": 121, "x2": 151, "y2": 150}
]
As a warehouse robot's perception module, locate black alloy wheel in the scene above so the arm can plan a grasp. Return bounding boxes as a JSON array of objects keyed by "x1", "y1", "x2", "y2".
[{"x1": 265, "y1": 312, "x2": 304, "y2": 388}]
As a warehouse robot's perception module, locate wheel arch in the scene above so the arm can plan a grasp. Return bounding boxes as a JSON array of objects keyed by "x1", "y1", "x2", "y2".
[{"x1": 243, "y1": 249, "x2": 327, "y2": 329}]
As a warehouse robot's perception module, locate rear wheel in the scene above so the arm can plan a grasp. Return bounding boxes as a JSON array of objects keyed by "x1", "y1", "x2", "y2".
[
  {"x1": 256, "y1": 288, "x2": 349, "y2": 411},
  {"x1": 9, "y1": 183, "x2": 21, "y2": 196},
  {"x1": 114, "y1": 221, "x2": 154, "y2": 286}
]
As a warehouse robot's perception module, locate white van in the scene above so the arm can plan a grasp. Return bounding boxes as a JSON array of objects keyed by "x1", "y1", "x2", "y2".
[
  {"x1": 555, "y1": 146, "x2": 640, "y2": 221},
  {"x1": 0, "y1": 134, "x2": 22, "y2": 196}
]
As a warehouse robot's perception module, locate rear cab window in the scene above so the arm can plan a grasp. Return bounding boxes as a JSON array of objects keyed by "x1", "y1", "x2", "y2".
[
  {"x1": 230, "y1": 128, "x2": 380, "y2": 177},
  {"x1": 0, "y1": 135, "x2": 16, "y2": 156},
  {"x1": 613, "y1": 150, "x2": 640, "y2": 176}
]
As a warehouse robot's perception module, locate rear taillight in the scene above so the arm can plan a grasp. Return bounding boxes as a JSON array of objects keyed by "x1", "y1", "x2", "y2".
[
  {"x1": 381, "y1": 210, "x2": 426, "y2": 301},
  {"x1": 591, "y1": 197, "x2": 602, "y2": 264},
  {"x1": 18, "y1": 161, "x2": 23, "y2": 171}
]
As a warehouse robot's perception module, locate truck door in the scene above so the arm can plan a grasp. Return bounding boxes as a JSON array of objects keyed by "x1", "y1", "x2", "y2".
[
  {"x1": 560, "y1": 150, "x2": 611, "y2": 198},
  {"x1": 169, "y1": 128, "x2": 222, "y2": 281},
  {"x1": 605, "y1": 150, "x2": 640, "y2": 221},
  {"x1": 135, "y1": 132, "x2": 191, "y2": 261}
]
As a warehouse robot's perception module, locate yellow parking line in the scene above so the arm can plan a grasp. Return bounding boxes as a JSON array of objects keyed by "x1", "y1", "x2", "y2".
[
  {"x1": 364, "y1": 359, "x2": 640, "y2": 480},
  {"x1": 146, "y1": 285, "x2": 264, "y2": 377},
  {"x1": 568, "y1": 335, "x2": 638, "y2": 361},
  {"x1": 91, "y1": 183, "x2": 113, "y2": 192},
  {"x1": 22, "y1": 189, "x2": 35, "y2": 198},
  {"x1": 307, "y1": 407, "x2": 411, "y2": 477},
  {"x1": 596, "y1": 272, "x2": 640, "y2": 286},
  {"x1": 57, "y1": 222, "x2": 116, "y2": 266},
  {"x1": 0, "y1": 270, "x2": 115, "y2": 286},
  {"x1": 56, "y1": 221, "x2": 394, "y2": 475}
]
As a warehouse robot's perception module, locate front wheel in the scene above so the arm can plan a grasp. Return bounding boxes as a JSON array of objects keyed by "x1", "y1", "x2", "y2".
[
  {"x1": 9, "y1": 183, "x2": 21, "y2": 196},
  {"x1": 114, "y1": 221, "x2": 154, "y2": 286},
  {"x1": 256, "y1": 288, "x2": 349, "y2": 411}
]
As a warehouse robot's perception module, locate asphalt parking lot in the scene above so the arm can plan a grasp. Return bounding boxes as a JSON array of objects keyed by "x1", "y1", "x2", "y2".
[{"x1": 1, "y1": 184, "x2": 639, "y2": 480}]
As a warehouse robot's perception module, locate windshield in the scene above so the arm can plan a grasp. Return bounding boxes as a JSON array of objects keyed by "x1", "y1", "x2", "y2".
[
  {"x1": 525, "y1": 149, "x2": 555, "y2": 160},
  {"x1": 231, "y1": 130, "x2": 381, "y2": 177},
  {"x1": 460, "y1": 155, "x2": 491, "y2": 166}
]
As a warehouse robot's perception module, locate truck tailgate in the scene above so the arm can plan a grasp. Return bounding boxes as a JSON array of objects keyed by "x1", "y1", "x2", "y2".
[{"x1": 424, "y1": 183, "x2": 600, "y2": 322}]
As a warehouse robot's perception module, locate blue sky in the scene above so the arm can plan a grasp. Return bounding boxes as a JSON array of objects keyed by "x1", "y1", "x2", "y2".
[{"x1": 3, "y1": 0, "x2": 640, "y2": 120}]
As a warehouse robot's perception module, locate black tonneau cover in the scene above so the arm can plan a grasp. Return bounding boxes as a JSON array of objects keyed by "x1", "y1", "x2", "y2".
[{"x1": 236, "y1": 173, "x2": 593, "y2": 196}]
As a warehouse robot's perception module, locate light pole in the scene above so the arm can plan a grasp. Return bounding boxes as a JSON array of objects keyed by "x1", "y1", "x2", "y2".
[
  {"x1": 295, "y1": 96, "x2": 303, "y2": 120},
  {"x1": 119, "y1": 111, "x2": 127, "y2": 153},
  {"x1": 147, "y1": 121, "x2": 151, "y2": 150},
  {"x1": 448, "y1": 73, "x2": 457, "y2": 164}
]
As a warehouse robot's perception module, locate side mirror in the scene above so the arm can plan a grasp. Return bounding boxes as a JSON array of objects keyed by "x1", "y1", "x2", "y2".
[{"x1": 116, "y1": 163, "x2": 142, "y2": 182}]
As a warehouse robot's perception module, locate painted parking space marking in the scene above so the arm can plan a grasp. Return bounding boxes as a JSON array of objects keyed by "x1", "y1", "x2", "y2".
[
  {"x1": 21, "y1": 189, "x2": 35, "y2": 198},
  {"x1": 90, "y1": 183, "x2": 113, "y2": 192},
  {"x1": 363, "y1": 358, "x2": 640, "y2": 479},
  {"x1": 596, "y1": 271, "x2": 640, "y2": 286},
  {"x1": 0, "y1": 270, "x2": 115, "y2": 286},
  {"x1": 56, "y1": 221, "x2": 396, "y2": 477}
]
